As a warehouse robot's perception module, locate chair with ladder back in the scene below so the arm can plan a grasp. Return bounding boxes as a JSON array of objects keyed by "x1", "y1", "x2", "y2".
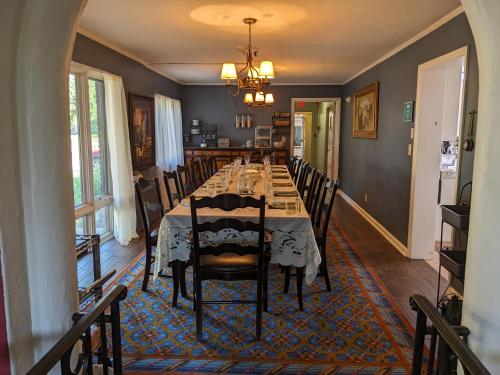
[
  {"x1": 190, "y1": 193, "x2": 269, "y2": 341},
  {"x1": 163, "y1": 170, "x2": 183, "y2": 210},
  {"x1": 135, "y1": 177, "x2": 188, "y2": 305}
]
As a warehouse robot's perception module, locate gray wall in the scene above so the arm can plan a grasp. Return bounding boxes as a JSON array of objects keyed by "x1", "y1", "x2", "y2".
[
  {"x1": 72, "y1": 33, "x2": 183, "y2": 231},
  {"x1": 340, "y1": 13, "x2": 478, "y2": 245},
  {"x1": 72, "y1": 33, "x2": 182, "y2": 100},
  {"x1": 181, "y1": 85, "x2": 342, "y2": 147}
]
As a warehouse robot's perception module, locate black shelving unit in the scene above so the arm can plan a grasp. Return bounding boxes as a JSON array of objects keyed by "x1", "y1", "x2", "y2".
[
  {"x1": 189, "y1": 123, "x2": 218, "y2": 147},
  {"x1": 436, "y1": 182, "x2": 472, "y2": 307}
]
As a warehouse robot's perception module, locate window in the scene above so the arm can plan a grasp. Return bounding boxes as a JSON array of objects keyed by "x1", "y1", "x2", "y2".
[{"x1": 70, "y1": 63, "x2": 113, "y2": 241}]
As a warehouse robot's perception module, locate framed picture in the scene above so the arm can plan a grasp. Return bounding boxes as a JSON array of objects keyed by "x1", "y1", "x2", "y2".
[
  {"x1": 128, "y1": 93, "x2": 155, "y2": 170},
  {"x1": 403, "y1": 101, "x2": 414, "y2": 122},
  {"x1": 352, "y1": 82, "x2": 379, "y2": 139}
]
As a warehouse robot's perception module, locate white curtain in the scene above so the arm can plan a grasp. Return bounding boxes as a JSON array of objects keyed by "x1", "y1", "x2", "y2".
[
  {"x1": 103, "y1": 73, "x2": 138, "y2": 245},
  {"x1": 155, "y1": 94, "x2": 184, "y2": 171}
]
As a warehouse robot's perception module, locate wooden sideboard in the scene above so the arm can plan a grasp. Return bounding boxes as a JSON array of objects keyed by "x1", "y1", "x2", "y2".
[{"x1": 184, "y1": 147, "x2": 289, "y2": 170}]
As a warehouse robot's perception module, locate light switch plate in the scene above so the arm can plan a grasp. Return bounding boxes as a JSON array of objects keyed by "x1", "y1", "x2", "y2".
[
  {"x1": 410, "y1": 127, "x2": 415, "y2": 139},
  {"x1": 408, "y1": 144, "x2": 412, "y2": 156}
]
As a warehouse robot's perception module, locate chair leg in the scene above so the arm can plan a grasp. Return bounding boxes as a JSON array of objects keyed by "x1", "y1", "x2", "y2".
[
  {"x1": 180, "y1": 261, "x2": 188, "y2": 298},
  {"x1": 283, "y1": 266, "x2": 290, "y2": 294},
  {"x1": 171, "y1": 261, "x2": 179, "y2": 307},
  {"x1": 195, "y1": 275, "x2": 203, "y2": 341},
  {"x1": 192, "y1": 268, "x2": 197, "y2": 312},
  {"x1": 263, "y1": 262, "x2": 269, "y2": 312},
  {"x1": 256, "y1": 273, "x2": 263, "y2": 340},
  {"x1": 320, "y1": 244, "x2": 331, "y2": 292},
  {"x1": 141, "y1": 246, "x2": 152, "y2": 292},
  {"x1": 321, "y1": 259, "x2": 332, "y2": 292},
  {"x1": 297, "y1": 267, "x2": 304, "y2": 311}
]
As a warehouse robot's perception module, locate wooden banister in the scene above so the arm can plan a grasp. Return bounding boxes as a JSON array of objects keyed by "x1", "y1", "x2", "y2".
[{"x1": 28, "y1": 284, "x2": 127, "y2": 375}]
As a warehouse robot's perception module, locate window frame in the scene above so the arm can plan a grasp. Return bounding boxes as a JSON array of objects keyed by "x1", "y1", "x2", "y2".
[{"x1": 70, "y1": 62, "x2": 114, "y2": 242}]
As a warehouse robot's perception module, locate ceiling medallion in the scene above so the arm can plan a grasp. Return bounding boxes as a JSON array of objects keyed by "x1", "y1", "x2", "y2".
[{"x1": 220, "y1": 18, "x2": 274, "y2": 107}]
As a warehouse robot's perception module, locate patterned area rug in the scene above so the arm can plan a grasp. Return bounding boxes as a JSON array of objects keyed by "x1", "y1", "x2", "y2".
[{"x1": 116, "y1": 223, "x2": 416, "y2": 374}]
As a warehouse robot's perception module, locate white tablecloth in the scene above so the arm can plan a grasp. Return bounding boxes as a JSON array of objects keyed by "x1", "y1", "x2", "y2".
[{"x1": 153, "y1": 166, "x2": 321, "y2": 285}]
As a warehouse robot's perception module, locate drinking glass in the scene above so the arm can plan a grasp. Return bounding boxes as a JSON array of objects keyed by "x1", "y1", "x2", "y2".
[
  {"x1": 295, "y1": 197, "x2": 302, "y2": 214},
  {"x1": 237, "y1": 175, "x2": 245, "y2": 194},
  {"x1": 245, "y1": 175, "x2": 254, "y2": 194},
  {"x1": 266, "y1": 185, "x2": 274, "y2": 204},
  {"x1": 224, "y1": 170, "x2": 231, "y2": 189},
  {"x1": 207, "y1": 182, "x2": 216, "y2": 197},
  {"x1": 286, "y1": 199, "x2": 298, "y2": 215},
  {"x1": 244, "y1": 153, "x2": 250, "y2": 165}
]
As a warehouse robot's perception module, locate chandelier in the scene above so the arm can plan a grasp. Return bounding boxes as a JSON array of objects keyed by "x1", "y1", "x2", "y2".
[{"x1": 220, "y1": 18, "x2": 275, "y2": 107}]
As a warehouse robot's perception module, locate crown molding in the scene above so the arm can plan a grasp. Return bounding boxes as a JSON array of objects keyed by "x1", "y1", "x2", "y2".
[
  {"x1": 76, "y1": 26, "x2": 184, "y2": 85},
  {"x1": 181, "y1": 82, "x2": 344, "y2": 86},
  {"x1": 343, "y1": 5, "x2": 465, "y2": 85}
]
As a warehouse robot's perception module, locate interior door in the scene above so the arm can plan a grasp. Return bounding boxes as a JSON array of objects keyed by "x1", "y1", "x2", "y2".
[
  {"x1": 327, "y1": 108, "x2": 334, "y2": 178},
  {"x1": 410, "y1": 69, "x2": 446, "y2": 259}
]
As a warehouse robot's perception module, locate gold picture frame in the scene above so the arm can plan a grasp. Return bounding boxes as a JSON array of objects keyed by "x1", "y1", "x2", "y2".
[{"x1": 352, "y1": 82, "x2": 379, "y2": 139}]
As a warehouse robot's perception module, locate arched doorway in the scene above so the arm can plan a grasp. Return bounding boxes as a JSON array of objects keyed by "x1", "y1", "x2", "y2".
[
  {"x1": 459, "y1": 0, "x2": 500, "y2": 369},
  {"x1": 0, "y1": 0, "x2": 85, "y2": 372},
  {"x1": 0, "y1": 0, "x2": 499, "y2": 372}
]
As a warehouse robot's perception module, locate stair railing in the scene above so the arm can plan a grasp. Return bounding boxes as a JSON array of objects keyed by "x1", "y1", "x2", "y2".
[
  {"x1": 27, "y1": 284, "x2": 127, "y2": 375},
  {"x1": 410, "y1": 294, "x2": 490, "y2": 375}
]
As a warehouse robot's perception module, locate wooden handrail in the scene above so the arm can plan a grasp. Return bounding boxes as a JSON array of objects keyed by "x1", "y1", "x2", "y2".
[
  {"x1": 410, "y1": 294, "x2": 490, "y2": 375},
  {"x1": 28, "y1": 284, "x2": 127, "y2": 375}
]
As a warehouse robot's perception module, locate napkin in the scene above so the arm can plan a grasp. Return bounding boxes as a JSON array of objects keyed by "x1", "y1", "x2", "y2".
[
  {"x1": 272, "y1": 180, "x2": 294, "y2": 187},
  {"x1": 268, "y1": 201, "x2": 286, "y2": 209},
  {"x1": 272, "y1": 173, "x2": 289, "y2": 179},
  {"x1": 274, "y1": 188, "x2": 298, "y2": 197}
]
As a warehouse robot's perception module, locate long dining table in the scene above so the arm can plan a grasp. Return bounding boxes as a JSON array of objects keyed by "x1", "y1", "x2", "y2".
[{"x1": 153, "y1": 164, "x2": 321, "y2": 285}]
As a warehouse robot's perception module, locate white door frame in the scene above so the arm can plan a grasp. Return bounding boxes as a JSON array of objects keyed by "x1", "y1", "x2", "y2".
[
  {"x1": 290, "y1": 97, "x2": 341, "y2": 179},
  {"x1": 407, "y1": 46, "x2": 469, "y2": 259}
]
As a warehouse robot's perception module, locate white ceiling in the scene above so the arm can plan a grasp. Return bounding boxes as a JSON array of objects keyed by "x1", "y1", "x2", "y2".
[{"x1": 79, "y1": 0, "x2": 461, "y2": 85}]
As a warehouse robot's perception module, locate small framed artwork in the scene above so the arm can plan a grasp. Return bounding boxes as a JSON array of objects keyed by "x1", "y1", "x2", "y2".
[
  {"x1": 403, "y1": 101, "x2": 414, "y2": 122},
  {"x1": 352, "y1": 82, "x2": 379, "y2": 139},
  {"x1": 128, "y1": 93, "x2": 155, "y2": 170}
]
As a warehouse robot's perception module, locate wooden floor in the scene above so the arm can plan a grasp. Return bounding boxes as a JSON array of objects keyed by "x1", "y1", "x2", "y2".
[
  {"x1": 77, "y1": 233, "x2": 144, "y2": 289},
  {"x1": 332, "y1": 195, "x2": 442, "y2": 326},
  {"x1": 77, "y1": 194, "x2": 440, "y2": 327}
]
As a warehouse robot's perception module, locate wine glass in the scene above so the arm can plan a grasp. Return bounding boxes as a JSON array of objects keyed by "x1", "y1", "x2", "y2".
[{"x1": 244, "y1": 153, "x2": 250, "y2": 166}]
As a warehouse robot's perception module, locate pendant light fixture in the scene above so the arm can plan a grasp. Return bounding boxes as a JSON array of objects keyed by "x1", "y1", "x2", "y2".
[{"x1": 220, "y1": 18, "x2": 275, "y2": 107}]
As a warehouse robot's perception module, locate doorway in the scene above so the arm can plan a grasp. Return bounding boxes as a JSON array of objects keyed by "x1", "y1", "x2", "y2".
[
  {"x1": 408, "y1": 47, "x2": 468, "y2": 259},
  {"x1": 291, "y1": 98, "x2": 341, "y2": 179}
]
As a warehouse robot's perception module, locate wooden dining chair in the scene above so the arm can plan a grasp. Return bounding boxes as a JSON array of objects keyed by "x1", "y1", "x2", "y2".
[
  {"x1": 305, "y1": 170, "x2": 322, "y2": 213},
  {"x1": 177, "y1": 164, "x2": 195, "y2": 196},
  {"x1": 292, "y1": 158, "x2": 303, "y2": 183},
  {"x1": 287, "y1": 156, "x2": 296, "y2": 174},
  {"x1": 308, "y1": 172, "x2": 327, "y2": 218},
  {"x1": 297, "y1": 163, "x2": 312, "y2": 198},
  {"x1": 200, "y1": 157, "x2": 211, "y2": 181},
  {"x1": 303, "y1": 168, "x2": 319, "y2": 204},
  {"x1": 135, "y1": 177, "x2": 188, "y2": 306},
  {"x1": 208, "y1": 155, "x2": 218, "y2": 175},
  {"x1": 311, "y1": 178, "x2": 339, "y2": 291},
  {"x1": 163, "y1": 170, "x2": 183, "y2": 210},
  {"x1": 191, "y1": 158, "x2": 205, "y2": 187},
  {"x1": 283, "y1": 179, "x2": 339, "y2": 308},
  {"x1": 190, "y1": 193, "x2": 268, "y2": 341}
]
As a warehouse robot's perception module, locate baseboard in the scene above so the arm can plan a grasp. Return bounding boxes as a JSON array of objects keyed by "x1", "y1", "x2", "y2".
[{"x1": 337, "y1": 190, "x2": 409, "y2": 258}]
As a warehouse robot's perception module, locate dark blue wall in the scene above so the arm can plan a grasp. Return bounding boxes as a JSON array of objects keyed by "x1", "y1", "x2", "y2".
[
  {"x1": 340, "y1": 13, "x2": 478, "y2": 245},
  {"x1": 180, "y1": 85, "x2": 342, "y2": 147},
  {"x1": 72, "y1": 33, "x2": 182, "y2": 100}
]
